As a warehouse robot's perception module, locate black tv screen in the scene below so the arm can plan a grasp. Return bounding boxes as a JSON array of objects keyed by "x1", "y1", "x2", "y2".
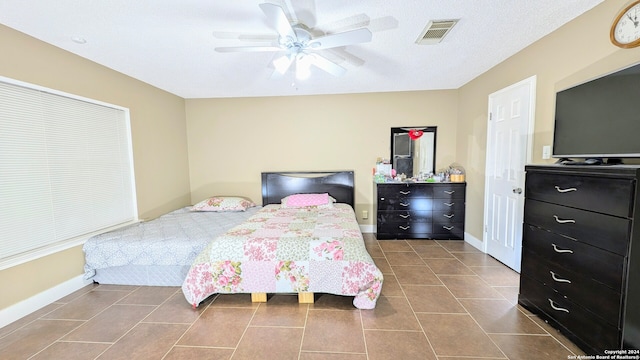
[{"x1": 553, "y1": 62, "x2": 640, "y2": 159}]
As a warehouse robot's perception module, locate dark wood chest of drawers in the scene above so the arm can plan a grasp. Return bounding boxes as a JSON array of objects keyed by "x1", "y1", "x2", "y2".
[
  {"x1": 519, "y1": 165, "x2": 640, "y2": 354},
  {"x1": 374, "y1": 182, "x2": 466, "y2": 240}
]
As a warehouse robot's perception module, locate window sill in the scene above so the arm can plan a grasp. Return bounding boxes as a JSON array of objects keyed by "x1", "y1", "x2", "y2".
[{"x1": 0, "y1": 220, "x2": 139, "y2": 271}]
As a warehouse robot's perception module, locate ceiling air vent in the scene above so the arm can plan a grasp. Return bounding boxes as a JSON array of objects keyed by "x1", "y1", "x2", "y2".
[{"x1": 416, "y1": 19, "x2": 459, "y2": 45}]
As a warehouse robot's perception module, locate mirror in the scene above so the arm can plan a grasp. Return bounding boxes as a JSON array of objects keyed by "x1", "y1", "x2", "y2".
[{"x1": 390, "y1": 126, "x2": 437, "y2": 178}]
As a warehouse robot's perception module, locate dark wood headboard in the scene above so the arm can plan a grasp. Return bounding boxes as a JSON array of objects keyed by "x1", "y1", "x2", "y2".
[{"x1": 261, "y1": 171, "x2": 355, "y2": 208}]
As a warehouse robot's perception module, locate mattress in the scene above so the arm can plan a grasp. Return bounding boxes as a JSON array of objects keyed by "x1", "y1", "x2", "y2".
[
  {"x1": 91, "y1": 265, "x2": 190, "y2": 286},
  {"x1": 83, "y1": 206, "x2": 261, "y2": 286}
]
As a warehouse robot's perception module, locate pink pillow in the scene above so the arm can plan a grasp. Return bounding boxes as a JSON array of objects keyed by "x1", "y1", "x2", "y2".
[{"x1": 281, "y1": 193, "x2": 332, "y2": 208}]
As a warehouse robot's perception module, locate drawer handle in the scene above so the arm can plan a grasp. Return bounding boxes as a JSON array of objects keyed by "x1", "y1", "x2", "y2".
[
  {"x1": 548, "y1": 299, "x2": 569, "y2": 313},
  {"x1": 444, "y1": 202, "x2": 455, "y2": 207},
  {"x1": 551, "y1": 243, "x2": 573, "y2": 254},
  {"x1": 400, "y1": 202, "x2": 410, "y2": 207},
  {"x1": 553, "y1": 215, "x2": 575, "y2": 224},
  {"x1": 399, "y1": 225, "x2": 410, "y2": 230},
  {"x1": 443, "y1": 226, "x2": 454, "y2": 230},
  {"x1": 550, "y1": 271, "x2": 572, "y2": 283},
  {"x1": 443, "y1": 214, "x2": 455, "y2": 219},
  {"x1": 444, "y1": 190, "x2": 455, "y2": 195},
  {"x1": 400, "y1": 190, "x2": 411, "y2": 195},
  {"x1": 555, "y1": 186, "x2": 577, "y2": 193},
  {"x1": 399, "y1": 214, "x2": 410, "y2": 219}
]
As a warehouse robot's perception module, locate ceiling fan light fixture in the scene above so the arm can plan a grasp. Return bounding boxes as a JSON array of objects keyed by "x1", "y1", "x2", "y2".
[{"x1": 216, "y1": 3, "x2": 372, "y2": 80}]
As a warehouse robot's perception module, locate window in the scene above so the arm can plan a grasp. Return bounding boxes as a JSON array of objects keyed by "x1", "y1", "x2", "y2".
[{"x1": 0, "y1": 77, "x2": 137, "y2": 267}]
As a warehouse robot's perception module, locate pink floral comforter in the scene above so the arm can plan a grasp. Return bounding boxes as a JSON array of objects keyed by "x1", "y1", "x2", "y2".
[{"x1": 182, "y1": 204, "x2": 383, "y2": 309}]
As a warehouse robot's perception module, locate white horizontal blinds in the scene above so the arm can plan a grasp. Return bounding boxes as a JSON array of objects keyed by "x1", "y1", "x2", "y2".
[
  {"x1": 42, "y1": 93, "x2": 135, "y2": 239},
  {"x1": 0, "y1": 83, "x2": 56, "y2": 259},
  {"x1": 0, "y1": 80, "x2": 136, "y2": 260}
]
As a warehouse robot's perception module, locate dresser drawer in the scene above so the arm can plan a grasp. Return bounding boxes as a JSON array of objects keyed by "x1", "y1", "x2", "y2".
[
  {"x1": 519, "y1": 275, "x2": 620, "y2": 352},
  {"x1": 525, "y1": 199, "x2": 630, "y2": 255},
  {"x1": 430, "y1": 222, "x2": 464, "y2": 239},
  {"x1": 523, "y1": 225, "x2": 624, "y2": 290},
  {"x1": 433, "y1": 210, "x2": 463, "y2": 224},
  {"x1": 525, "y1": 172, "x2": 634, "y2": 217},
  {"x1": 376, "y1": 184, "x2": 432, "y2": 198},
  {"x1": 376, "y1": 222, "x2": 432, "y2": 238},
  {"x1": 377, "y1": 197, "x2": 433, "y2": 211},
  {"x1": 433, "y1": 200, "x2": 465, "y2": 212},
  {"x1": 522, "y1": 249, "x2": 621, "y2": 326},
  {"x1": 432, "y1": 184, "x2": 466, "y2": 200},
  {"x1": 377, "y1": 211, "x2": 431, "y2": 224}
]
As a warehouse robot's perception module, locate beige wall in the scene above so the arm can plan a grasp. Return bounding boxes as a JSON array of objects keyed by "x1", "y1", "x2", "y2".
[
  {"x1": 456, "y1": 0, "x2": 640, "y2": 241},
  {"x1": 0, "y1": 25, "x2": 191, "y2": 310},
  {"x1": 185, "y1": 91, "x2": 459, "y2": 222}
]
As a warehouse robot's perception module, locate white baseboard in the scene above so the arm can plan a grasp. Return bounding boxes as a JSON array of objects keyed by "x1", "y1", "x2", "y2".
[
  {"x1": 0, "y1": 275, "x2": 92, "y2": 329},
  {"x1": 360, "y1": 225, "x2": 375, "y2": 233},
  {"x1": 464, "y1": 232, "x2": 485, "y2": 252}
]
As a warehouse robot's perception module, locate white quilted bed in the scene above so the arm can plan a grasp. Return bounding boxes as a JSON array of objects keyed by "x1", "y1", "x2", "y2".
[{"x1": 83, "y1": 206, "x2": 261, "y2": 286}]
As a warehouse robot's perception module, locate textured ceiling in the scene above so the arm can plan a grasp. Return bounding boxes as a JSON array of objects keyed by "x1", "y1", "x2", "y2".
[{"x1": 0, "y1": 0, "x2": 603, "y2": 99}]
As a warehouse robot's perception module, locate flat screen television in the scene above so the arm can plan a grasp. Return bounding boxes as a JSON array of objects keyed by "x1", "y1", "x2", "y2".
[{"x1": 552, "y1": 62, "x2": 640, "y2": 163}]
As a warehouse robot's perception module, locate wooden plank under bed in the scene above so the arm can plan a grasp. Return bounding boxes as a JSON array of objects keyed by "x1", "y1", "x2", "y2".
[{"x1": 250, "y1": 292, "x2": 315, "y2": 304}]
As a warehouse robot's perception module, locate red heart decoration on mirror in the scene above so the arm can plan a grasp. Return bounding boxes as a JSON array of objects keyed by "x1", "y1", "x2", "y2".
[{"x1": 408, "y1": 129, "x2": 424, "y2": 140}]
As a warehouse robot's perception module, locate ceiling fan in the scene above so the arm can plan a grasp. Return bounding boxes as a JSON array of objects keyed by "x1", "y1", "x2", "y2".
[{"x1": 214, "y1": 3, "x2": 373, "y2": 80}]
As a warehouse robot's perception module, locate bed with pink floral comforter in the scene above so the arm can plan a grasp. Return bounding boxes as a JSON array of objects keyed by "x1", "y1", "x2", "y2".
[{"x1": 181, "y1": 203, "x2": 383, "y2": 309}]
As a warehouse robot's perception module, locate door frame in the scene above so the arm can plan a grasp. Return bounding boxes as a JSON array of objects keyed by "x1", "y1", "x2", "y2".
[{"x1": 481, "y1": 75, "x2": 537, "y2": 270}]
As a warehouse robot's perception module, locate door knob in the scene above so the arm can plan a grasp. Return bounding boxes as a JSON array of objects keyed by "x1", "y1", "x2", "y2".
[{"x1": 513, "y1": 188, "x2": 523, "y2": 194}]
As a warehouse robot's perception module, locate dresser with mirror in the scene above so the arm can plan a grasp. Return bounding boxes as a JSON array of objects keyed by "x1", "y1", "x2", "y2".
[{"x1": 375, "y1": 126, "x2": 466, "y2": 240}]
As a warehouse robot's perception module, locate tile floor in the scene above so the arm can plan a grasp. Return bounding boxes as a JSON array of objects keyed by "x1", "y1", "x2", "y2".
[{"x1": 0, "y1": 236, "x2": 586, "y2": 359}]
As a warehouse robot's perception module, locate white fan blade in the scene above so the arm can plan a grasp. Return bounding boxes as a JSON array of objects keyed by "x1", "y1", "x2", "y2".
[
  {"x1": 271, "y1": 54, "x2": 295, "y2": 79},
  {"x1": 369, "y1": 16, "x2": 400, "y2": 32},
  {"x1": 326, "y1": 48, "x2": 366, "y2": 67},
  {"x1": 308, "y1": 28, "x2": 372, "y2": 50},
  {"x1": 290, "y1": 0, "x2": 317, "y2": 28},
  {"x1": 309, "y1": 54, "x2": 347, "y2": 77},
  {"x1": 215, "y1": 46, "x2": 281, "y2": 53},
  {"x1": 269, "y1": 0, "x2": 317, "y2": 28},
  {"x1": 259, "y1": 3, "x2": 297, "y2": 41},
  {"x1": 321, "y1": 13, "x2": 370, "y2": 34}
]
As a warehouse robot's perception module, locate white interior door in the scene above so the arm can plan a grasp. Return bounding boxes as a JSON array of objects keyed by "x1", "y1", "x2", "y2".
[{"x1": 484, "y1": 76, "x2": 536, "y2": 272}]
